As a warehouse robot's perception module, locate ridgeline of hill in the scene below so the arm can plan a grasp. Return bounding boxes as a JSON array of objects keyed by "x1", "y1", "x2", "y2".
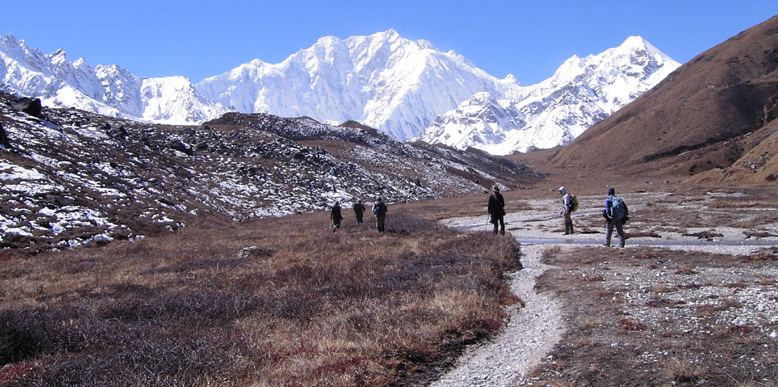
[{"x1": 541, "y1": 14, "x2": 778, "y2": 185}]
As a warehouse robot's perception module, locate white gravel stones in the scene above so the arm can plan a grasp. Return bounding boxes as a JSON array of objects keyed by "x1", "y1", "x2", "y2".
[
  {"x1": 430, "y1": 244, "x2": 565, "y2": 386},
  {"x1": 434, "y1": 191, "x2": 778, "y2": 385}
]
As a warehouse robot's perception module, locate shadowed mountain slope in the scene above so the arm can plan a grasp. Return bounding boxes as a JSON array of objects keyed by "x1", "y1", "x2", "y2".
[{"x1": 549, "y1": 15, "x2": 778, "y2": 183}]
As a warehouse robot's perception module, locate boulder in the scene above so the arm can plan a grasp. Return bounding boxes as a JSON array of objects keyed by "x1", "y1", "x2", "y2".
[
  {"x1": 168, "y1": 139, "x2": 194, "y2": 155},
  {"x1": 237, "y1": 246, "x2": 276, "y2": 259},
  {"x1": 0, "y1": 122, "x2": 9, "y2": 148},
  {"x1": 11, "y1": 97, "x2": 43, "y2": 118}
]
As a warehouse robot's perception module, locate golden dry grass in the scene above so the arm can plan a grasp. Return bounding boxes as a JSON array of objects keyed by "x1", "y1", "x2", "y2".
[{"x1": 0, "y1": 203, "x2": 521, "y2": 386}]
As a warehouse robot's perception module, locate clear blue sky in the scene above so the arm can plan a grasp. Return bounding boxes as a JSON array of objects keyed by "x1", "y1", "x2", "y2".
[{"x1": 3, "y1": 1, "x2": 777, "y2": 85}]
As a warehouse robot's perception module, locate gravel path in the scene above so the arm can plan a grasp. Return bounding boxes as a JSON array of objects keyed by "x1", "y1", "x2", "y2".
[
  {"x1": 430, "y1": 191, "x2": 778, "y2": 385},
  {"x1": 429, "y1": 244, "x2": 565, "y2": 386}
]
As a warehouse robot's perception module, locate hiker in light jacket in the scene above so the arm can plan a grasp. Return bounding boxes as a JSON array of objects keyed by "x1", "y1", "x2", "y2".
[
  {"x1": 603, "y1": 187, "x2": 628, "y2": 247},
  {"x1": 488, "y1": 185, "x2": 505, "y2": 235},
  {"x1": 353, "y1": 199, "x2": 366, "y2": 225},
  {"x1": 559, "y1": 186, "x2": 574, "y2": 235},
  {"x1": 330, "y1": 201, "x2": 343, "y2": 232},
  {"x1": 372, "y1": 198, "x2": 388, "y2": 232}
]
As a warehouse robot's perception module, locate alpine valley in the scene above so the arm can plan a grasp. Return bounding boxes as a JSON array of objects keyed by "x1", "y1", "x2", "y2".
[{"x1": 1, "y1": 31, "x2": 679, "y2": 154}]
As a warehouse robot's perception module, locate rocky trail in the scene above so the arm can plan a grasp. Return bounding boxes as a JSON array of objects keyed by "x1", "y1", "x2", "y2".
[
  {"x1": 429, "y1": 244, "x2": 564, "y2": 386},
  {"x1": 430, "y1": 191, "x2": 778, "y2": 385}
]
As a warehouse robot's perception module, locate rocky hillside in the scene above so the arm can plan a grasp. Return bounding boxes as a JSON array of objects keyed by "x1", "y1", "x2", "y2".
[
  {"x1": 548, "y1": 15, "x2": 778, "y2": 183},
  {"x1": 0, "y1": 92, "x2": 537, "y2": 253}
]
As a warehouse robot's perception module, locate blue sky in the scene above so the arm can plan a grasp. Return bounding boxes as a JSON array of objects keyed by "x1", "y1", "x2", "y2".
[{"x1": 3, "y1": 1, "x2": 777, "y2": 85}]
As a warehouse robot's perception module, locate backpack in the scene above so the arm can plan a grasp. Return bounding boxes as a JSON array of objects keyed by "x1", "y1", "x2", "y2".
[
  {"x1": 373, "y1": 202, "x2": 387, "y2": 216},
  {"x1": 570, "y1": 195, "x2": 579, "y2": 212},
  {"x1": 610, "y1": 196, "x2": 627, "y2": 220}
]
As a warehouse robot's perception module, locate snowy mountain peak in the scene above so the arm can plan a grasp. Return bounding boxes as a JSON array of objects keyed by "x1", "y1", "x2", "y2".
[
  {"x1": 0, "y1": 34, "x2": 224, "y2": 124},
  {"x1": 418, "y1": 37, "x2": 681, "y2": 154},
  {"x1": 417, "y1": 92, "x2": 523, "y2": 148},
  {"x1": 2, "y1": 31, "x2": 679, "y2": 153},
  {"x1": 195, "y1": 29, "x2": 507, "y2": 140},
  {"x1": 619, "y1": 35, "x2": 664, "y2": 56}
]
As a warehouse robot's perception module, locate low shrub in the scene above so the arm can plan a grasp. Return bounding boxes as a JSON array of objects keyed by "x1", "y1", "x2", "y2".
[{"x1": 0, "y1": 206, "x2": 522, "y2": 386}]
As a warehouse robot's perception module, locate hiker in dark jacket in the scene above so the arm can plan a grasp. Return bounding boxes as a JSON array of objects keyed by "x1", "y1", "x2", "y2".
[
  {"x1": 353, "y1": 199, "x2": 366, "y2": 224},
  {"x1": 603, "y1": 187, "x2": 628, "y2": 247},
  {"x1": 559, "y1": 186, "x2": 574, "y2": 235},
  {"x1": 487, "y1": 185, "x2": 505, "y2": 235},
  {"x1": 372, "y1": 197, "x2": 388, "y2": 232},
  {"x1": 330, "y1": 201, "x2": 343, "y2": 232}
]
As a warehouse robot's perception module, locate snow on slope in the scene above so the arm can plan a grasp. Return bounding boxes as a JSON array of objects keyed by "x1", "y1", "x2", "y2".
[
  {"x1": 1, "y1": 31, "x2": 678, "y2": 153},
  {"x1": 195, "y1": 30, "x2": 519, "y2": 141},
  {"x1": 0, "y1": 33, "x2": 225, "y2": 125},
  {"x1": 418, "y1": 36, "x2": 681, "y2": 154}
]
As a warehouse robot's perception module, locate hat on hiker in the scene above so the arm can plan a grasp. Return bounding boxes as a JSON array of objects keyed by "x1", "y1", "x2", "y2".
[
  {"x1": 492, "y1": 185, "x2": 500, "y2": 192},
  {"x1": 559, "y1": 187, "x2": 567, "y2": 195}
]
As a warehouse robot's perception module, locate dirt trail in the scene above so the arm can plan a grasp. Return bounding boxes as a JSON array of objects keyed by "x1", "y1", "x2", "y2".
[{"x1": 429, "y1": 244, "x2": 564, "y2": 386}]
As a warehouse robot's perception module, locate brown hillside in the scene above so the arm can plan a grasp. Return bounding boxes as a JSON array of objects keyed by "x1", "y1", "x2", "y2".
[{"x1": 549, "y1": 14, "x2": 778, "y2": 182}]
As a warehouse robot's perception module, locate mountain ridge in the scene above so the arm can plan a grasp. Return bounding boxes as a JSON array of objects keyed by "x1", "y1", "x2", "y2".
[
  {"x1": 0, "y1": 89, "x2": 538, "y2": 253},
  {"x1": 1, "y1": 31, "x2": 677, "y2": 152},
  {"x1": 418, "y1": 36, "x2": 680, "y2": 154},
  {"x1": 548, "y1": 14, "x2": 778, "y2": 183}
]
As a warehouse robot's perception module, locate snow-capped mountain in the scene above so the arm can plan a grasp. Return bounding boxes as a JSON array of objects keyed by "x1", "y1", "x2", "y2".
[
  {"x1": 417, "y1": 36, "x2": 681, "y2": 154},
  {"x1": 195, "y1": 29, "x2": 518, "y2": 141},
  {"x1": 418, "y1": 92, "x2": 525, "y2": 148},
  {"x1": 1, "y1": 31, "x2": 678, "y2": 152},
  {"x1": 0, "y1": 33, "x2": 224, "y2": 124}
]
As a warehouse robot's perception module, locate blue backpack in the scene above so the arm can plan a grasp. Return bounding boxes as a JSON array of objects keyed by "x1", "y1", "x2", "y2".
[{"x1": 610, "y1": 196, "x2": 627, "y2": 220}]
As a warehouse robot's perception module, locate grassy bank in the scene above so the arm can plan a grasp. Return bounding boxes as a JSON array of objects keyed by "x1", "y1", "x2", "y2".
[{"x1": 0, "y1": 205, "x2": 521, "y2": 386}]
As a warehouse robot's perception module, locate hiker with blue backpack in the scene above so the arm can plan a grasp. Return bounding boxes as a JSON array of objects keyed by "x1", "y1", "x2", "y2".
[
  {"x1": 558, "y1": 187, "x2": 576, "y2": 235},
  {"x1": 603, "y1": 187, "x2": 629, "y2": 247}
]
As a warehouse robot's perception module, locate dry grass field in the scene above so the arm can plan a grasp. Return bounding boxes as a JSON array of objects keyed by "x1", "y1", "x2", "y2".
[
  {"x1": 2, "y1": 171, "x2": 777, "y2": 386},
  {"x1": 0, "y1": 204, "x2": 520, "y2": 386}
]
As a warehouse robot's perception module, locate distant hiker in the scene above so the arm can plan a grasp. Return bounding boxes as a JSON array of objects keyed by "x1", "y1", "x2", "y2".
[
  {"x1": 603, "y1": 187, "x2": 629, "y2": 247},
  {"x1": 559, "y1": 186, "x2": 575, "y2": 235},
  {"x1": 353, "y1": 199, "x2": 366, "y2": 224},
  {"x1": 372, "y1": 197, "x2": 388, "y2": 232},
  {"x1": 488, "y1": 185, "x2": 505, "y2": 235},
  {"x1": 330, "y1": 201, "x2": 343, "y2": 232}
]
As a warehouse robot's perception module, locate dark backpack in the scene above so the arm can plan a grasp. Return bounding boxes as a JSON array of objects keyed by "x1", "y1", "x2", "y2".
[
  {"x1": 570, "y1": 195, "x2": 579, "y2": 212},
  {"x1": 610, "y1": 196, "x2": 627, "y2": 220},
  {"x1": 373, "y1": 202, "x2": 387, "y2": 216}
]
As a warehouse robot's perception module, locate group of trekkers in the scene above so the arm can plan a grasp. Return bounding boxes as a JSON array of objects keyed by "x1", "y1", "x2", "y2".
[
  {"x1": 489, "y1": 184, "x2": 629, "y2": 247},
  {"x1": 329, "y1": 184, "x2": 629, "y2": 247},
  {"x1": 329, "y1": 198, "x2": 388, "y2": 233}
]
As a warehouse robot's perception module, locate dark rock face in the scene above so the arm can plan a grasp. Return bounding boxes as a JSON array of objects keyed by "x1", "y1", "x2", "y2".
[
  {"x1": 0, "y1": 122, "x2": 9, "y2": 148},
  {"x1": 11, "y1": 97, "x2": 43, "y2": 118}
]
